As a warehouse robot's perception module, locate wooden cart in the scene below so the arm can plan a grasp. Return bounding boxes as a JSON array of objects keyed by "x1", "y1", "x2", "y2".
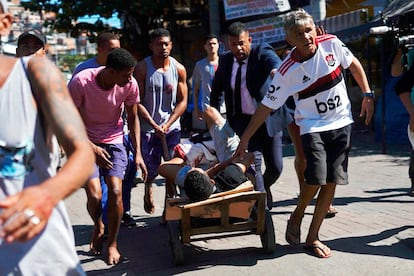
[{"x1": 164, "y1": 181, "x2": 276, "y2": 265}]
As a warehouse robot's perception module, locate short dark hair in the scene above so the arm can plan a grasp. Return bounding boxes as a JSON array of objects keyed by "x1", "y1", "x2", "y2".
[
  {"x1": 227, "y1": 22, "x2": 248, "y2": 37},
  {"x1": 106, "y1": 48, "x2": 136, "y2": 71},
  {"x1": 205, "y1": 33, "x2": 219, "y2": 42},
  {"x1": 97, "y1": 32, "x2": 119, "y2": 47},
  {"x1": 184, "y1": 171, "x2": 213, "y2": 202},
  {"x1": 150, "y1": 28, "x2": 171, "y2": 42}
]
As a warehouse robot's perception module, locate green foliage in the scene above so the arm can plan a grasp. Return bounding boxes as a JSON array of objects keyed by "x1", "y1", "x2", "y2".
[{"x1": 58, "y1": 54, "x2": 94, "y2": 73}]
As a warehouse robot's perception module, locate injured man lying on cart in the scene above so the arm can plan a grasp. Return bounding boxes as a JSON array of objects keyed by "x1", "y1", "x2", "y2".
[
  {"x1": 158, "y1": 106, "x2": 256, "y2": 202},
  {"x1": 158, "y1": 108, "x2": 276, "y2": 264}
]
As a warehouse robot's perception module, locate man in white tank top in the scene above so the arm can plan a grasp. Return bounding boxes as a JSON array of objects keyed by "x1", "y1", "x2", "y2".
[{"x1": 0, "y1": 1, "x2": 94, "y2": 274}]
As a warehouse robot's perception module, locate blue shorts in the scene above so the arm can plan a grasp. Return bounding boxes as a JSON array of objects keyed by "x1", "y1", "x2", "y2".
[
  {"x1": 91, "y1": 143, "x2": 128, "y2": 180},
  {"x1": 302, "y1": 124, "x2": 352, "y2": 185},
  {"x1": 141, "y1": 129, "x2": 181, "y2": 180}
]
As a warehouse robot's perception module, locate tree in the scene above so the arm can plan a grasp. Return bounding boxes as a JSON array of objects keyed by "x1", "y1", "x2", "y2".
[{"x1": 21, "y1": 0, "x2": 171, "y2": 57}]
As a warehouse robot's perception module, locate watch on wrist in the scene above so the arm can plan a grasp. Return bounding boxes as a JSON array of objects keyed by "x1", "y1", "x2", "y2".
[{"x1": 363, "y1": 91, "x2": 375, "y2": 99}]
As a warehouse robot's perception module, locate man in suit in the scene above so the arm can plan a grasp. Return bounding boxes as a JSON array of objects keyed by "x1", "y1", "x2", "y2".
[{"x1": 210, "y1": 21, "x2": 290, "y2": 208}]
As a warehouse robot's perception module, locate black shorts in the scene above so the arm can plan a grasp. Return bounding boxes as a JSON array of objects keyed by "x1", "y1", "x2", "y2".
[
  {"x1": 301, "y1": 124, "x2": 352, "y2": 185},
  {"x1": 213, "y1": 163, "x2": 248, "y2": 193}
]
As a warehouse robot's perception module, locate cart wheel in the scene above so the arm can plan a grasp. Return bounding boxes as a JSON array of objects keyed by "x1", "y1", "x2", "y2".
[
  {"x1": 167, "y1": 220, "x2": 184, "y2": 265},
  {"x1": 260, "y1": 209, "x2": 276, "y2": 253}
]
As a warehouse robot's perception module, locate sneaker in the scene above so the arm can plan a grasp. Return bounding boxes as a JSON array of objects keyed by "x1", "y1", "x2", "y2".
[{"x1": 122, "y1": 213, "x2": 137, "y2": 227}]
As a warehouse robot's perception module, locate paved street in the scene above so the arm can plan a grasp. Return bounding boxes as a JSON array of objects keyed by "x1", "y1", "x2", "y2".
[{"x1": 65, "y1": 132, "x2": 414, "y2": 275}]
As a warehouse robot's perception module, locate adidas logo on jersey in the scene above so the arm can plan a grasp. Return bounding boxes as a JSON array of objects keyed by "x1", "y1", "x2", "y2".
[{"x1": 302, "y1": 75, "x2": 310, "y2": 83}]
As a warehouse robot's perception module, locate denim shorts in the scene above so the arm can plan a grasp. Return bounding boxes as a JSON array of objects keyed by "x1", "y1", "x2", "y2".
[
  {"x1": 91, "y1": 143, "x2": 127, "y2": 180},
  {"x1": 301, "y1": 124, "x2": 352, "y2": 185}
]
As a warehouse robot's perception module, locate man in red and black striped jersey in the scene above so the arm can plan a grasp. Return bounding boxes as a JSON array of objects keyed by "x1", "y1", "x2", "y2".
[{"x1": 235, "y1": 8, "x2": 374, "y2": 258}]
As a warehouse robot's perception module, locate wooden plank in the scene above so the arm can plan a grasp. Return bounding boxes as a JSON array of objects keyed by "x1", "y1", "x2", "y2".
[
  {"x1": 165, "y1": 192, "x2": 264, "y2": 220},
  {"x1": 181, "y1": 208, "x2": 191, "y2": 243},
  {"x1": 220, "y1": 202, "x2": 230, "y2": 227},
  {"x1": 189, "y1": 222, "x2": 258, "y2": 236}
]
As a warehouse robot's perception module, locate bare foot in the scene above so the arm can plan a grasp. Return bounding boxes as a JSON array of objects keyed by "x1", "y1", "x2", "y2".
[
  {"x1": 144, "y1": 185, "x2": 155, "y2": 214},
  {"x1": 90, "y1": 224, "x2": 104, "y2": 255},
  {"x1": 285, "y1": 217, "x2": 300, "y2": 245},
  {"x1": 107, "y1": 246, "x2": 121, "y2": 265}
]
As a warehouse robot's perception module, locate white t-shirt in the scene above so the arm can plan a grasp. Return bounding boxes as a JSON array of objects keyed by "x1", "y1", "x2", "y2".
[{"x1": 262, "y1": 34, "x2": 354, "y2": 135}]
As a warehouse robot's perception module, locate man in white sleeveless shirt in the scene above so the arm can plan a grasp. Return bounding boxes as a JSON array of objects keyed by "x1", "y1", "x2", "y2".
[{"x1": 0, "y1": 1, "x2": 94, "y2": 274}]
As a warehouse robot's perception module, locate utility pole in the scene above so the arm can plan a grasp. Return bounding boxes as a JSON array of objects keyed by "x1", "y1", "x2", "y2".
[
  {"x1": 311, "y1": 0, "x2": 326, "y2": 21},
  {"x1": 208, "y1": 0, "x2": 220, "y2": 35}
]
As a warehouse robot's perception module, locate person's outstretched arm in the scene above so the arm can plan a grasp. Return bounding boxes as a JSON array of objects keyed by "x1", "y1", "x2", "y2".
[
  {"x1": 234, "y1": 104, "x2": 273, "y2": 159},
  {"x1": 158, "y1": 157, "x2": 186, "y2": 182}
]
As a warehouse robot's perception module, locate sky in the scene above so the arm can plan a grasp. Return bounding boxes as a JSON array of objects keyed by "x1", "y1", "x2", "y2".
[
  {"x1": 20, "y1": 0, "x2": 122, "y2": 28},
  {"x1": 78, "y1": 13, "x2": 121, "y2": 29}
]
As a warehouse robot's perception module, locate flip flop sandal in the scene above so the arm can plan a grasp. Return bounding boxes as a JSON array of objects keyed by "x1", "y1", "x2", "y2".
[
  {"x1": 325, "y1": 206, "x2": 338, "y2": 218},
  {"x1": 304, "y1": 243, "x2": 332, "y2": 258}
]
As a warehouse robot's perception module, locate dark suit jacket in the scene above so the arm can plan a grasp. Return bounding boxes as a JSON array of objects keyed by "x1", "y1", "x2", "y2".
[
  {"x1": 210, "y1": 43, "x2": 282, "y2": 150},
  {"x1": 211, "y1": 42, "x2": 282, "y2": 117}
]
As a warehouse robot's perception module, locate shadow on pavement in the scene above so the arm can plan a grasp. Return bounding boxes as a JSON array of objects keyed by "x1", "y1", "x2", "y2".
[
  {"x1": 73, "y1": 216, "x2": 302, "y2": 275},
  {"x1": 270, "y1": 188, "x2": 414, "y2": 211},
  {"x1": 328, "y1": 225, "x2": 414, "y2": 260}
]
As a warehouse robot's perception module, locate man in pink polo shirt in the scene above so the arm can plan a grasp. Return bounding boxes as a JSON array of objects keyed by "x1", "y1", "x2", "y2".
[{"x1": 68, "y1": 48, "x2": 147, "y2": 265}]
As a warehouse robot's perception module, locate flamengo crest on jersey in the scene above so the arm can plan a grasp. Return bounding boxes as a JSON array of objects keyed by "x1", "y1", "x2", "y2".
[{"x1": 262, "y1": 34, "x2": 354, "y2": 135}]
